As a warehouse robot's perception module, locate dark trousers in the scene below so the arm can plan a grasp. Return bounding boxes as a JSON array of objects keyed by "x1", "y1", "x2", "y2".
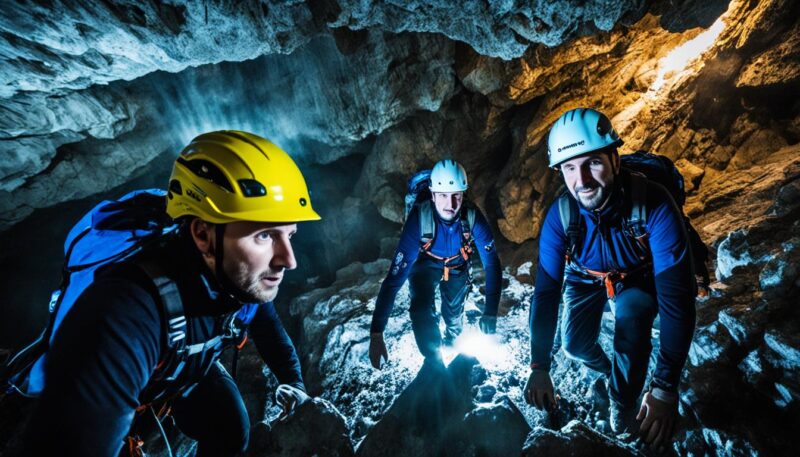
[
  {"x1": 171, "y1": 361, "x2": 249, "y2": 457},
  {"x1": 560, "y1": 280, "x2": 657, "y2": 408},
  {"x1": 408, "y1": 260, "x2": 470, "y2": 359}
]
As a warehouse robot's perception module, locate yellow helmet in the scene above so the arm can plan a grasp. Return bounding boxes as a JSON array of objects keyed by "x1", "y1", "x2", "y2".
[{"x1": 166, "y1": 131, "x2": 321, "y2": 223}]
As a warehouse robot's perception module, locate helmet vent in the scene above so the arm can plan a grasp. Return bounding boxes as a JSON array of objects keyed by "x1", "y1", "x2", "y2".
[
  {"x1": 177, "y1": 157, "x2": 234, "y2": 193},
  {"x1": 169, "y1": 179, "x2": 183, "y2": 195},
  {"x1": 597, "y1": 115, "x2": 612, "y2": 136},
  {"x1": 238, "y1": 179, "x2": 266, "y2": 197}
]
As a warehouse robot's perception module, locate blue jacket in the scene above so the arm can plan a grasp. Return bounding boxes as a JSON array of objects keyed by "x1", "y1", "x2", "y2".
[
  {"x1": 530, "y1": 174, "x2": 695, "y2": 392},
  {"x1": 371, "y1": 202, "x2": 502, "y2": 333},
  {"x1": 22, "y1": 233, "x2": 304, "y2": 456}
]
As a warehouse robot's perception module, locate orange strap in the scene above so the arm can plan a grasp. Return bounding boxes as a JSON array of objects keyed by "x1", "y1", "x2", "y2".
[
  {"x1": 126, "y1": 436, "x2": 144, "y2": 457},
  {"x1": 584, "y1": 269, "x2": 626, "y2": 300},
  {"x1": 236, "y1": 334, "x2": 249, "y2": 350},
  {"x1": 420, "y1": 234, "x2": 474, "y2": 282}
]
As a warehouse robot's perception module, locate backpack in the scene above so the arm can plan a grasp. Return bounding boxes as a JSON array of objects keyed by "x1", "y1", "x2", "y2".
[
  {"x1": 404, "y1": 169, "x2": 477, "y2": 281},
  {"x1": 3, "y1": 189, "x2": 258, "y2": 399},
  {"x1": 558, "y1": 151, "x2": 710, "y2": 289}
]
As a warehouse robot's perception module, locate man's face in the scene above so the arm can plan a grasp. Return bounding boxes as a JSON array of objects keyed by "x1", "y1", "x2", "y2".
[
  {"x1": 560, "y1": 151, "x2": 617, "y2": 211},
  {"x1": 222, "y1": 221, "x2": 298, "y2": 303},
  {"x1": 432, "y1": 191, "x2": 464, "y2": 221}
]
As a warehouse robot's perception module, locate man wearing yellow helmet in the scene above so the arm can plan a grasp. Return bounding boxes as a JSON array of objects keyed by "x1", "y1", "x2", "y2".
[{"x1": 22, "y1": 131, "x2": 320, "y2": 456}]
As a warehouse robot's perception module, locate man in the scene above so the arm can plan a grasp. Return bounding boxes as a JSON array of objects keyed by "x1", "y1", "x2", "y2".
[
  {"x1": 524, "y1": 109, "x2": 696, "y2": 448},
  {"x1": 369, "y1": 159, "x2": 502, "y2": 368},
  {"x1": 22, "y1": 131, "x2": 319, "y2": 456}
]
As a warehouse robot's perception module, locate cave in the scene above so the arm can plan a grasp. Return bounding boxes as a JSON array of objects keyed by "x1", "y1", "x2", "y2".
[{"x1": 1, "y1": 0, "x2": 798, "y2": 456}]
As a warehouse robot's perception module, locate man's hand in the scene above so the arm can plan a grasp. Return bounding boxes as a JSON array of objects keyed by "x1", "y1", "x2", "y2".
[
  {"x1": 369, "y1": 332, "x2": 389, "y2": 369},
  {"x1": 637, "y1": 387, "x2": 678, "y2": 447},
  {"x1": 479, "y1": 315, "x2": 497, "y2": 335},
  {"x1": 524, "y1": 369, "x2": 557, "y2": 411},
  {"x1": 275, "y1": 384, "x2": 309, "y2": 421}
]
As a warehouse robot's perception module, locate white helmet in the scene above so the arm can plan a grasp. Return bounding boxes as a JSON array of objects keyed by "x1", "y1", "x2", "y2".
[
  {"x1": 430, "y1": 159, "x2": 468, "y2": 192},
  {"x1": 547, "y1": 108, "x2": 623, "y2": 167}
]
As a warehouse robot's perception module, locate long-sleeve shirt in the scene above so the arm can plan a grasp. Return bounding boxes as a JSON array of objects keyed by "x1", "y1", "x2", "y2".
[
  {"x1": 371, "y1": 202, "x2": 502, "y2": 333},
  {"x1": 530, "y1": 172, "x2": 696, "y2": 392},
  {"x1": 22, "y1": 233, "x2": 304, "y2": 456}
]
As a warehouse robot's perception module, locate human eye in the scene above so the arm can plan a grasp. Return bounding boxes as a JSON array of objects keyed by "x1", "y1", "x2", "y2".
[{"x1": 256, "y1": 231, "x2": 273, "y2": 241}]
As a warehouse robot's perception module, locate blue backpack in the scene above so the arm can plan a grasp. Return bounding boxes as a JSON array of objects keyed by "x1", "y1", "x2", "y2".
[
  {"x1": 3, "y1": 189, "x2": 258, "y2": 397},
  {"x1": 404, "y1": 169, "x2": 433, "y2": 220}
]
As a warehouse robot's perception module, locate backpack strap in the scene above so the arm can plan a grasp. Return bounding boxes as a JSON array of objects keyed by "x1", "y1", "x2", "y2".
[
  {"x1": 626, "y1": 172, "x2": 647, "y2": 237},
  {"x1": 418, "y1": 201, "x2": 478, "y2": 281},
  {"x1": 459, "y1": 205, "x2": 476, "y2": 242},
  {"x1": 558, "y1": 193, "x2": 582, "y2": 261},
  {"x1": 418, "y1": 200, "x2": 436, "y2": 251},
  {"x1": 137, "y1": 263, "x2": 188, "y2": 383},
  {"x1": 625, "y1": 172, "x2": 649, "y2": 254}
]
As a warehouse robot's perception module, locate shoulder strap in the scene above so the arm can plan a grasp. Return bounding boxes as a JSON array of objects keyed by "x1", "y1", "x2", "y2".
[
  {"x1": 459, "y1": 204, "x2": 476, "y2": 238},
  {"x1": 466, "y1": 207, "x2": 476, "y2": 237},
  {"x1": 418, "y1": 200, "x2": 435, "y2": 247},
  {"x1": 137, "y1": 262, "x2": 187, "y2": 382},
  {"x1": 558, "y1": 193, "x2": 581, "y2": 259},
  {"x1": 626, "y1": 173, "x2": 648, "y2": 239}
]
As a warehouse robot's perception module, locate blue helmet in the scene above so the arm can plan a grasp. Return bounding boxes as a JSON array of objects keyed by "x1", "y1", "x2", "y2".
[
  {"x1": 430, "y1": 159, "x2": 468, "y2": 192},
  {"x1": 547, "y1": 108, "x2": 623, "y2": 167}
]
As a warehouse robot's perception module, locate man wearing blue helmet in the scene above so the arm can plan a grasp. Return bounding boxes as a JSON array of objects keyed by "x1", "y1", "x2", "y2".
[
  {"x1": 368, "y1": 160, "x2": 503, "y2": 367},
  {"x1": 524, "y1": 109, "x2": 696, "y2": 448}
]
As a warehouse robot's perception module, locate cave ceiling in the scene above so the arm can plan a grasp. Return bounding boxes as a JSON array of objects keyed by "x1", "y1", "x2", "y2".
[{"x1": 0, "y1": 0, "x2": 798, "y2": 248}]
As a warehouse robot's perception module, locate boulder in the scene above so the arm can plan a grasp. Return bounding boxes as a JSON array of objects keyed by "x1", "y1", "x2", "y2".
[
  {"x1": 521, "y1": 420, "x2": 636, "y2": 456},
  {"x1": 247, "y1": 397, "x2": 354, "y2": 457}
]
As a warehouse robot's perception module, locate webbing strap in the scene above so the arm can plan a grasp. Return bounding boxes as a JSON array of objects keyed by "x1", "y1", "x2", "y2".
[
  {"x1": 418, "y1": 201, "x2": 435, "y2": 245},
  {"x1": 418, "y1": 201, "x2": 476, "y2": 281},
  {"x1": 558, "y1": 193, "x2": 582, "y2": 260},
  {"x1": 583, "y1": 261, "x2": 651, "y2": 300},
  {"x1": 136, "y1": 262, "x2": 187, "y2": 383},
  {"x1": 627, "y1": 172, "x2": 648, "y2": 240}
]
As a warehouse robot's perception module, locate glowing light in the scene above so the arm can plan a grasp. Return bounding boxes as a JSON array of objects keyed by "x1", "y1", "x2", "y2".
[
  {"x1": 650, "y1": 16, "x2": 726, "y2": 92},
  {"x1": 441, "y1": 328, "x2": 516, "y2": 371}
]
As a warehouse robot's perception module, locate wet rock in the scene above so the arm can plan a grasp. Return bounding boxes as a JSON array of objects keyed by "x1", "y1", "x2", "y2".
[
  {"x1": 247, "y1": 397, "x2": 354, "y2": 457},
  {"x1": 458, "y1": 396, "x2": 531, "y2": 456},
  {"x1": 357, "y1": 355, "x2": 530, "y2": 457},
  {"x1": 521, "y1": 420, "x2": 636, "y2": 456},
  {"x1": 716, "y1": 304, "x2": 766, "y2": 347}
]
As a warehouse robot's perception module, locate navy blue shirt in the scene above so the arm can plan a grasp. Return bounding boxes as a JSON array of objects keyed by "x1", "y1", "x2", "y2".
[
  {"x1": 371, "y1": 202, "x2": 502, "y2": 333},
  {"x1": 23, "y1": 234, "x2": 304, "y2": 456},
  {"x1": 530, "y1": 174, "x2": 695, "y2": 391}
]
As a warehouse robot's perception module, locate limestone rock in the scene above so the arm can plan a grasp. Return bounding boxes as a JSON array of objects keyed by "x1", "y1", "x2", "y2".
[
  {"x1": 356, "y1": 355, "x2": 531, "y2": 457},
  {"x1": 521, "y1": 420, "x2": 636, "y2": 456},
  {"x1": 247, "y1": 397, "x2": 354, "y2": 457}
]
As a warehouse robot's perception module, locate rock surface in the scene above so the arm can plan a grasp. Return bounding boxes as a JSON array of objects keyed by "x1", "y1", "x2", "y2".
[
  {"x1": 522, "y1": 420, "x2": 636, "y2": 456},
  {"x1": 247, "y1": 398, "x2": 354, "y2": 457}
]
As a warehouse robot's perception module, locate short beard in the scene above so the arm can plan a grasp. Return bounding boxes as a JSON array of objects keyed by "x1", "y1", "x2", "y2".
[
  {"x1": 575, "y1": 185, "x2": 610, "y2": 211},
  {"x1": 227, "y1": 261, "x2": 279, "y2": 303}
]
